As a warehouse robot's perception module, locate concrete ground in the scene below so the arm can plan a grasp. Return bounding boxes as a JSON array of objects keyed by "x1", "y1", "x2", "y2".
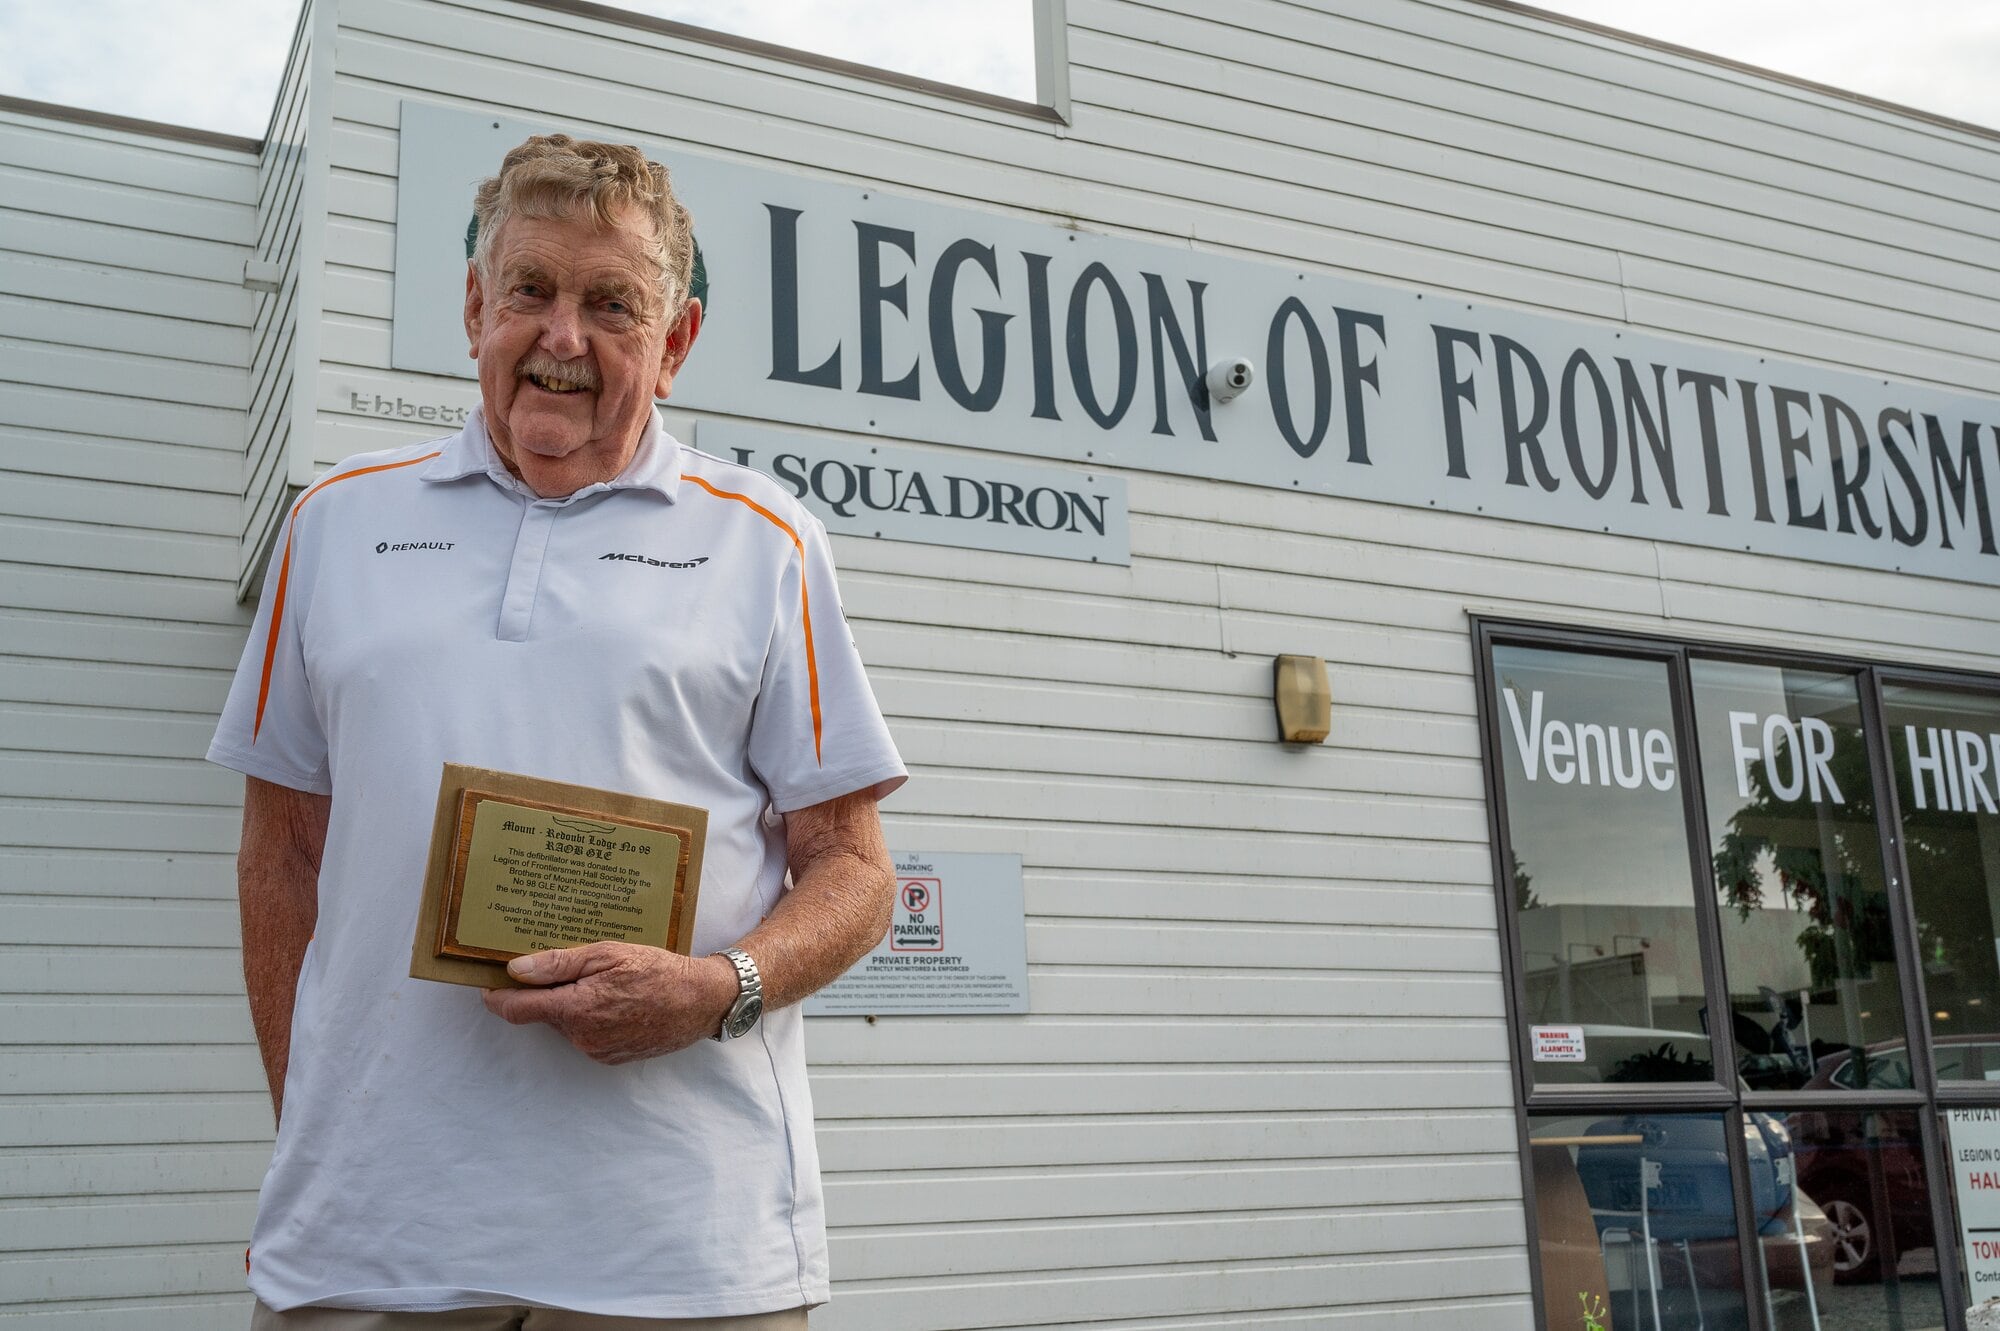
[{"x1": 1771, "y1": 1249, "x2": 1944, "y2": 1331}]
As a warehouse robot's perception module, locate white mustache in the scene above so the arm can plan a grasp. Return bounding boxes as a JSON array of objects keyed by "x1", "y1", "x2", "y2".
[{"x1": 516, "y1": 354, "x2": 600, "y2": 391}]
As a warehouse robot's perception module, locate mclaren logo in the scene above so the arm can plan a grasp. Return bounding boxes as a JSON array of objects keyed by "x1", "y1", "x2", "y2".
[{"x1": 600, "y1": 552, "x2": 709, "y2": 569}]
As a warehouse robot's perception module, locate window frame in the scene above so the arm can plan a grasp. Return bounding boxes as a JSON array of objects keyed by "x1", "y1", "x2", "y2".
[
  {"x1": 1479, "y1": 628, "x2": 1739, "y2": 1108},
  {"x1": 1474, "y1": 616, "x2": 1987, "y2": 1331},
  {"x1": 1875, "y1": 664, "x2": 2000, "y2": 1111}
]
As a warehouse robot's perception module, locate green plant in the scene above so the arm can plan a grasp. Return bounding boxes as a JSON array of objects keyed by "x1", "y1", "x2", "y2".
[{"x1": 1577, "y1": 1291, "x2": 1608, "y2": 1331}]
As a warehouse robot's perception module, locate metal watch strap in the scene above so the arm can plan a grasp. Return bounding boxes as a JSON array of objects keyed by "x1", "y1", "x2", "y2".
[{"x1": 713, "y1": 947, "x2": 764, "y2": 1041}]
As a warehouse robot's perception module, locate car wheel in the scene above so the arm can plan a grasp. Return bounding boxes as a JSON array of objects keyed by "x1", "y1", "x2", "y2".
[{"x1": 1823, "y1": 1194, "x2": 1882, "y2": 1284}]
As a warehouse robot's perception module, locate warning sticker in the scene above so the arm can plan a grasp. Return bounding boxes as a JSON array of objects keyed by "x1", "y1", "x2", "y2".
[{"x1": 1531, "y1": 1026, "x2": 1587, "y2": 1062}]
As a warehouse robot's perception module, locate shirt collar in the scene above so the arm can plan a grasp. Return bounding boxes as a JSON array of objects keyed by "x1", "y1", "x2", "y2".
[{"x1": 419, "y1": 405, "x2": 683, "y2": 503}]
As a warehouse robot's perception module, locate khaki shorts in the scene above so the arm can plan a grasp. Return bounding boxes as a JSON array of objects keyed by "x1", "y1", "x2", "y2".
[{"x1": 251, "y1": 1301, "x2": 808, "y2": 1330}]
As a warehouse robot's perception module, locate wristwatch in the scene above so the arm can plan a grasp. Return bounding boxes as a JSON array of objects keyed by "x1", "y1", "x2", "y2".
[{"x1": 713, "y1": 947, "x2": 765, "y2": 1041}]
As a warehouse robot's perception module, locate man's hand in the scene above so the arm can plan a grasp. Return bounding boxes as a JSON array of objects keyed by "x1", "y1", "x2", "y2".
[
  {"x1": 482, "y1": 790, "x2": 893, "y2": 1063},
  {"x1": 481, "y1": 943, "x2": 737, "y2": 1064}
]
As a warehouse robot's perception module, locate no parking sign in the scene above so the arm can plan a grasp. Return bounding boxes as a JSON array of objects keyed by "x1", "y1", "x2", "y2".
[{"x1": 893, "y1": 877, "x2": 943, "y2": 951}]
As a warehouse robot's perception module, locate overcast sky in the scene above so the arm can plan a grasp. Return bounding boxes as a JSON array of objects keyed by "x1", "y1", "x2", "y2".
[{"x1": 0, "y1": 0, "x2": 1995, "y2": 138}]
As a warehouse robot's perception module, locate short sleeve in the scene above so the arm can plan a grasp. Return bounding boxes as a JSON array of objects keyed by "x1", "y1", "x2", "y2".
[
  {"x1": 746, "y1": 515, "x2": 906, "y2": 813},
  {"x1": 207, "y1": 510, "x2": 332, "y2": 795}
]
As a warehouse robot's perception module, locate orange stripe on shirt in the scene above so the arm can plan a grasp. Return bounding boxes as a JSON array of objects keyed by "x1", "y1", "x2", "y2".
[
  {"x1": 252, "y1": 453, "x2": 442, "y2": 743},
  {"x1": 681, "y1": 473, "x2": 824, "y2": 765}
]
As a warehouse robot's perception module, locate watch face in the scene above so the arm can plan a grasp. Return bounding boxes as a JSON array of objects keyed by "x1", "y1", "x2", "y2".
[{"x1": 726, "y1": 994, "x2": 764, "y2": 1039}]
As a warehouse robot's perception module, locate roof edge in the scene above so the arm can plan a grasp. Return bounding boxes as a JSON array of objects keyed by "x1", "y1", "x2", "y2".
[
  {"x1": 1464, "y1": 0, "x2": 2000, "y2": 145},
  {"x1": 0, "y1": 91, "x2": 263, "y2": 153}
]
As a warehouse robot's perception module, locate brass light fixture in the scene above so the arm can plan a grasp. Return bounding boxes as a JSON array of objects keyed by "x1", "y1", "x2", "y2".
[{"x1": 1273, "y1": 655, "x2": 1331, "y2": 744}]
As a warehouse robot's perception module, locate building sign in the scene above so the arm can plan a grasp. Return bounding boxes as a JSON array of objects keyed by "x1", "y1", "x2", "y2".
[
  {"x1": 1905, "y1": 722, "x2": 2000, "y2": 814},
  {"x1": 1953, "y1": 1109, "x2": 2000, "y2": 1300},
  {"x1": 696, "y1": 421, "x2": 1128, "y2": 564},
  {"x1": 806, "y1": 852, "x2": 1028, "y2": 1015},
  {"x1": 393, "y1": 101, "x2": 2000, "y2": 586},
  {"x1": 325, "y1": 377, "x2": 476, "y2": 429},
  {"x1": 1501, "y1": 685, "x2": 1679, "y2": 792}
]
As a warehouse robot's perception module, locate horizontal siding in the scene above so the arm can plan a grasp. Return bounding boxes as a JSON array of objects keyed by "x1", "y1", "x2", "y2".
[
  {"x1": 0, "y1": 294, "x2": 248, "y2": 371},
  {"x1": 815, "y1": 1107, "x2": 1519, "y2": 1170},
  {"x1": 0, "y1": 103, "x2": 259, "y2": 1326},
  {"x1": 0, "y1": 428, "x2": 241, "y2": 493},
  {"x1": 822, "y1": 1255, "x2": 1529, "y2": 1330},
  {"x1": 827, "y1": 1204, "x2": 1526, "y2": 1281},
  {"x1": 816, "y1": 1156, "x2": 1523, "y2": 1226},
  {"x1": 0, "y1": 1299, "x2": 254, "y2": 1330},
  {"x1": 0, "y1": 1246, "x2": 250, "y2": 1309}
]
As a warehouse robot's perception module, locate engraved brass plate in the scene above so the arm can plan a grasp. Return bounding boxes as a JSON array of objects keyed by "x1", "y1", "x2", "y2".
[{"x1": 410, "y1": 765, "x2": 707, "y2": 989}]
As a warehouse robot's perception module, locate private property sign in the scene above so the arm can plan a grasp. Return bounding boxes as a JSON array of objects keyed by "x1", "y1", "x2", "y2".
[
  {"x1": 1953, "y1": 1109, "x2": 2000, "y2": 1299},
  {"x1": 805, "y1": 852, "x2": 1029, "y2": 1015},
  {"x1": 394, "y1": 101, "x2": 2000, "y2": 585}
]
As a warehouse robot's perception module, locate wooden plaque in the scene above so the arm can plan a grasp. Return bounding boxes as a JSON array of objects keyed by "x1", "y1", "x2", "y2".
[{"x1": 410, "y1": 764, "x2": 707, "y2": 989}]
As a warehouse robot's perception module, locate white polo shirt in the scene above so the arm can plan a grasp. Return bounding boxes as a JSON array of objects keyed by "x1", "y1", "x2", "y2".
[{"x1": 208, "y1": 407, "x2": 905, "y2": 1316}]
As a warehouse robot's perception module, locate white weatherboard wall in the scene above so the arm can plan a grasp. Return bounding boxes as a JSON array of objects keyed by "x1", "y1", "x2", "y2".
[
  {"x1": 4, "y1": 0, "x2": 2000, "y2": 1327},
  {"x1": 0, "y1": 105, "x2": 268, "y2": 1326}
]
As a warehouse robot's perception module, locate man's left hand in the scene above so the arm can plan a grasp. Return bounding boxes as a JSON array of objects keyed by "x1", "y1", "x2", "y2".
[
  {"x1": 483, "y1": 791, "x2": 894, "y2": 1063},
  {"x1": 481, "y1": 943, "x2": 737, "y2": 1063}
]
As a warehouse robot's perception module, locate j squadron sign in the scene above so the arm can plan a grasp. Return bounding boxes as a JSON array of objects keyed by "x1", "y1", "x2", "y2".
[{"x1": 393, "y1": 102, "x2": 2000, "y2": 586}]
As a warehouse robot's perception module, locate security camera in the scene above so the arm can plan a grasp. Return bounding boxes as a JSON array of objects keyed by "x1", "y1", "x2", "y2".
[{"x1": 1206, "y1": 357, "x2": 1255, "y2": 404}]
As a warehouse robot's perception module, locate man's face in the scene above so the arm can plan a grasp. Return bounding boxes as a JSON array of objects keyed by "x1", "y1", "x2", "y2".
[{"x1": 463, "y1": 204, "x2": 701, "y2": 497}]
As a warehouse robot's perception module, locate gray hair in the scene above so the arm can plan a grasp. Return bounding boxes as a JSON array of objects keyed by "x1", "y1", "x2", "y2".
[{"x1": 471, "y1": 133, "x2": 696, "y2": 316}]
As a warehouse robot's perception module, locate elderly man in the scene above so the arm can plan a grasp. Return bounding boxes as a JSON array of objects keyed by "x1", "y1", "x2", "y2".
[{"x1": 208, "y1": 134, "x2": 905, "y2": 1329}]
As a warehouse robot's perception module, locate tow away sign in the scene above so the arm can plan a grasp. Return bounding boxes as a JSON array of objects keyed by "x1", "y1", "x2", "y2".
[{"x1": 1952, "y1": 1108, "x2": 2000, "y2": 1299}]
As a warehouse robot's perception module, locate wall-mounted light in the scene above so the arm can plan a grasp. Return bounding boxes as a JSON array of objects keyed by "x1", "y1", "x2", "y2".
[{"x1": 1273, "y1": 654, "x2": 1330, "y2": 744}]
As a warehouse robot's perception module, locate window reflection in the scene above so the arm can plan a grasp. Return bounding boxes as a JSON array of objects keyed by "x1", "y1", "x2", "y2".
[
  {"x1": 1530, "y1": 1113, "x2": 1781, "y2": 1331},
  {"x1": 1689, "y1": 661, "x2": 1907, "y2": 1092},
  {"x1": 1494, "y1": 647, "x2": 1714, "y2": 1086},
  {"x1": 1770, "y1": 1110, "x2": 1942, "y2": 1328},
  {"x1": 1531, "y1": 1110, "x2": 1944, "y2": 1331},
  {"x1": 1884, "y1": 682, "x2": 2000, "y2": 1084}
]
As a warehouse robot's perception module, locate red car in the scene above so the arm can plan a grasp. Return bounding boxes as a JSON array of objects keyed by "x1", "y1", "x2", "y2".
[{"x1": 1789, "y1": 1045, "x2": 1960, "y2": 1283}]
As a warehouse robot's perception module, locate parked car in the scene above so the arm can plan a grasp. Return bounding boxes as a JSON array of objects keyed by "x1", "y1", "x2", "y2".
[
  {"x1": 1784, "y1": 1040, "x2": 1970, "y2": 1283},
  {"x1": 1803, "y1": 1035, "x2": 2000, "y2": 1090}
]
